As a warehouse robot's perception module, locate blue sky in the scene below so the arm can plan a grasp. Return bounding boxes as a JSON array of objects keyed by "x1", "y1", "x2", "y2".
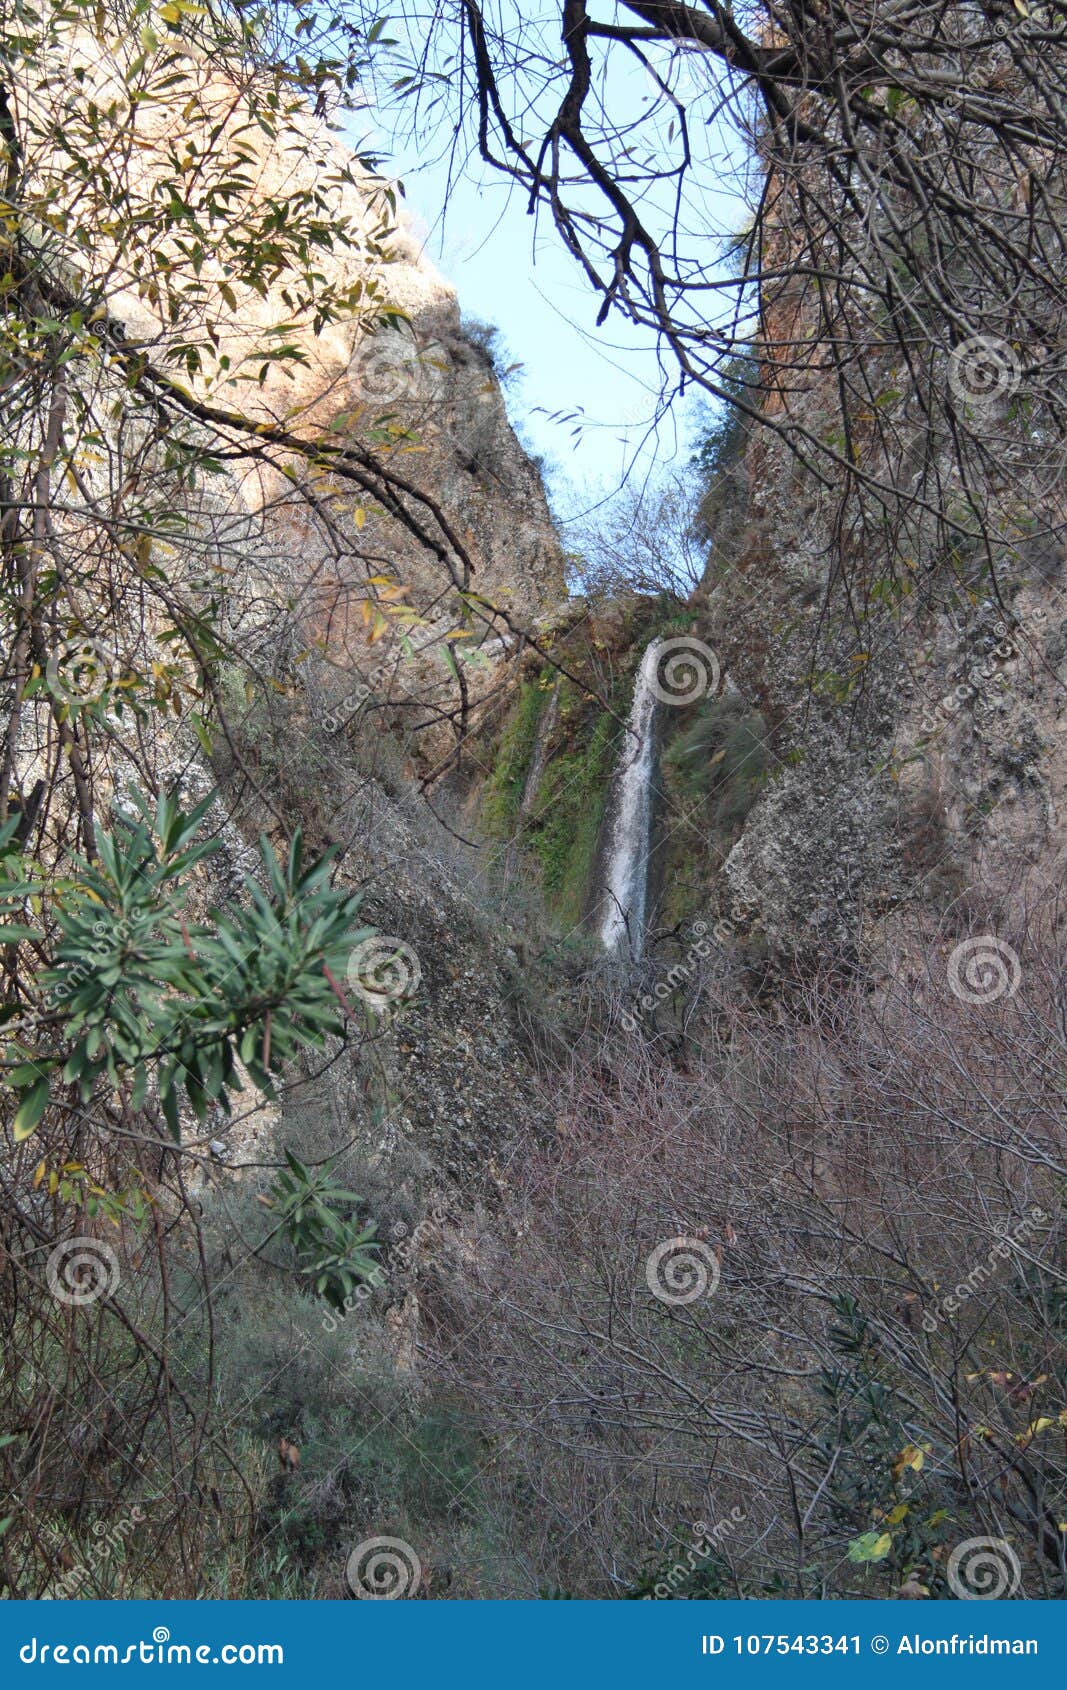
[
  {"x1": 354, "y1": 11, "x2": 748, "y2": 531},
  {"x1": 397, "y1": 155, "x2": 695, "y2": 522}
]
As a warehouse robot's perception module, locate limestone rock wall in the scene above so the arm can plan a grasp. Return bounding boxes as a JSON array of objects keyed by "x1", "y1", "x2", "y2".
[
  {"x1": 57, "y1": 30, "x2": 567, "y2": 748},
  {"x1": 696, "y1": 371, "x2": 1066, "y2": 958}
]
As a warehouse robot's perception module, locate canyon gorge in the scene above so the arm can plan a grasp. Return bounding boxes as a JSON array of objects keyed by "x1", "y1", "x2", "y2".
[{"x1": 0, "y1": 1, "x2": 1064, "y2": 1603}]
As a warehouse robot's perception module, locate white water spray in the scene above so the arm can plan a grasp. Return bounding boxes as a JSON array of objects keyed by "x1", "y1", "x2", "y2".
[{"x1": 597, "y1": 638, "x2": 663, "y2": 957}]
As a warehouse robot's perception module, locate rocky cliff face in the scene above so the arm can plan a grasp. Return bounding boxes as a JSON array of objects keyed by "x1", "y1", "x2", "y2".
[
  {"x1": 696, "y1": 402, "x2": 1065, "y2": 961},
  {"x1": 476, "y1": 390, "x2": 1064, "y2": 978},
  {"x1": 71, "y1": 33, "x2": 567, "y2": 769}
]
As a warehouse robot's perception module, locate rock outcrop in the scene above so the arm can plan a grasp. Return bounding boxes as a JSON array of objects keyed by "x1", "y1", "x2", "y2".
[{"x1": 57, "y1": 30, "x2": 566, "y2": 766}]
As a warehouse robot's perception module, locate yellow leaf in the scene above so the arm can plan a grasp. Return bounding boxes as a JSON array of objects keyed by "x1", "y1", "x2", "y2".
[
  {"x1": 354, "y1": 507, "x2": 366, "y2": 529},
  {"x1": 885, "y1": 1502, "x2": 910, "y2": 1525},
  {"x1": 892, "y1": 1443, "x2": 925, "y2": 1478},
  {"x1": 33, "y1": 1161, "x2": 46, "y2": 1189},
  {"x1": 896, "y1": 1579, "x2": 930, "y2": 1598},
  {"x1": 1016, "y1": 1416, "x2": 1054, "y2": 1448}
]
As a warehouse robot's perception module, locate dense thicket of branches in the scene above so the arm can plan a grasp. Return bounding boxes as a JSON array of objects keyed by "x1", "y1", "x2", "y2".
[
  {"x1": 433, "y1": 915, "x2": 1066, "y2": 1597},
  {"x1": 0, "y1": 1, "x2": 453, "y2": 1592},
  {"x1": 361, "y1": 1, "x2": 1065, "y2": 609}
]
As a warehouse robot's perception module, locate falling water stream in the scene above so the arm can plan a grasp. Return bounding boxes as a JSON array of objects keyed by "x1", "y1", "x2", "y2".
[{"x1": 596, "y1": 637, "x2": 663, "y2": 957}]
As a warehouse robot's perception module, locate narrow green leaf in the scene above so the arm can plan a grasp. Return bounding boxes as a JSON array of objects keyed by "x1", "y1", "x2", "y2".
[{"x1": 13, "y1": 1074, "x2": 50, "y2": 1141}]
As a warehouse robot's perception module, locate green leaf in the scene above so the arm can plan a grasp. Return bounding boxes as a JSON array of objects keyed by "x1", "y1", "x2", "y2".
[
  {"x1": 160, "y1": 1084, "x2": 181, "y2": 1141},
  {"x1": 6, "y1": 1063, "x2": 44, "y2": 1088},
  {"x1": 847, "y1": 1531, "x2": 893, "y2": 1564},
  {"x1": 189, "y1": 713, "x2": 214, "y2": 756},
  {"x1": 13, "y1": 1074, "x2": 50, "y2": 1141}
]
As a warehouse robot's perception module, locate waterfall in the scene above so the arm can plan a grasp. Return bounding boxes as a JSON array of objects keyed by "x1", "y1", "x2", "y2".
[{"x1": 596, "y1": 637, "x2": 662, "y2": 957}]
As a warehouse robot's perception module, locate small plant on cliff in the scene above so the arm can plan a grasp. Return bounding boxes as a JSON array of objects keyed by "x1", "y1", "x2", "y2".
[
  {"x1": 263, "y1": 1152, "x2": 380, "y2": 1314},
  {"x1": 461, "y1": 315, "x2": 521, "y2": 387},
  {"x1": 690, "y1": 355, "x2": 760, "y2": 488}
]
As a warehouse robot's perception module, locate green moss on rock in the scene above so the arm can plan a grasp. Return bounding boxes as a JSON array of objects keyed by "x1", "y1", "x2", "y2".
[
  {"x1": 528, "y1": 697, "x2": 617, "y2": 929},
  {"x1": 481, "y1": 673, "x2": 552, "y2": 837}
]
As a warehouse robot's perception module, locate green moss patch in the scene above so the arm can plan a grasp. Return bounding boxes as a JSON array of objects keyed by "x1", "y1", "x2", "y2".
[
  {"x1": 526, "y1": 697, "x2": 618, "y2": 929},
  {"x1": 480, "y1": 672, "x2": 553, "y2": 837}
]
